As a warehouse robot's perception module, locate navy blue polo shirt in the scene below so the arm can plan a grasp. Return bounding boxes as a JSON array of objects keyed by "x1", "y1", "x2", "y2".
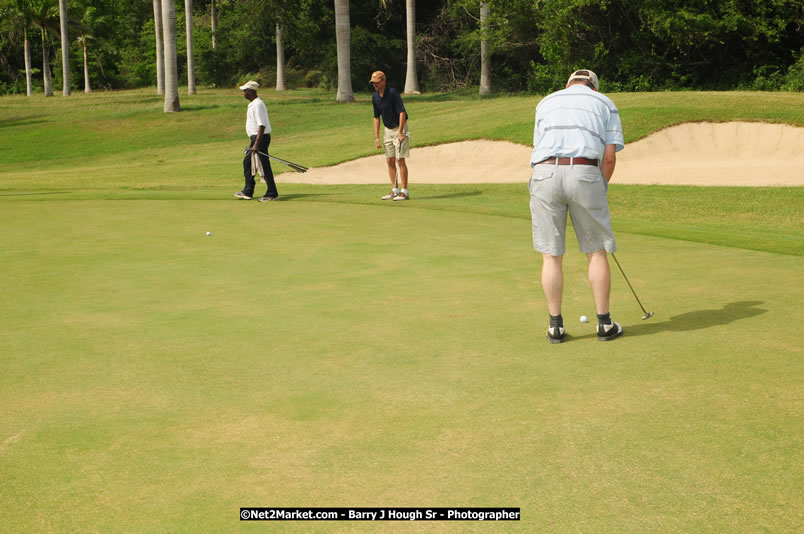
[{"x1": 372, "y1": 87, "x2": 408, "y2": 129}]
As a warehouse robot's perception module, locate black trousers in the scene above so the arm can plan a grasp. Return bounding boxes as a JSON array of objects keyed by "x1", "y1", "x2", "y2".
[{"x1": 243, "y1": 134, "x2": 278, "y2": 198}]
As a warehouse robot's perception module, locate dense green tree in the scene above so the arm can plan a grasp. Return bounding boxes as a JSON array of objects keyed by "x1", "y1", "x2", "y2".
[{"x1": 0, "y1": 0, "x2": 800, "y2": 94}]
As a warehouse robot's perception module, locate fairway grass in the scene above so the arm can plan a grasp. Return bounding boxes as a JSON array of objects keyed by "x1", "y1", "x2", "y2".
[{"x1": 1, "y1": 198, "x2": 802, "y2": 532}]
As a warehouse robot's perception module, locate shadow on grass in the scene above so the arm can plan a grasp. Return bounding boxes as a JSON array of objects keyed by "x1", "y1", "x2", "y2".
[
  {"x1": 277, "y1": 193, "x2": 341, "y2": 201},
  {"x1": 0, "y1": 115, "x2": 50, "y2": 128},
  {"x1": 417, "y1": 191, "x2": 483, "y2": 200},
  {"x1": 181, "y1": 104, "x2": 223, "y2": 112},
  {"x1": 566, "y1": 300, "x2": 768, "y2": 341},
  {"x1": 0, "y1": 191, "x2": 72, "y2": 197},
  {"x1": 624, "y1": 300, "x2": 768, "y2": 338}
]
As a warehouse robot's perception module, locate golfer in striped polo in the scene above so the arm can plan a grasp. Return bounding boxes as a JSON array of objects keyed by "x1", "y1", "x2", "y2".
[{"x1": 529, "y1": 69, "x2": 625, "y2": 343}]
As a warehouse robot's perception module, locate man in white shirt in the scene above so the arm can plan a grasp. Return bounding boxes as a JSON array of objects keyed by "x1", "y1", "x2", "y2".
[
  {"x1": 529, "y1": 69, "x2": 625, "y2": 343},
  {"x1": 235, "y1": 80, "x2": 279, "y2": 202}
]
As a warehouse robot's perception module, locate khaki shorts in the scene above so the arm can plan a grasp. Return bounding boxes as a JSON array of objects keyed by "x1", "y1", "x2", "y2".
[
  {"x1": 529, "y1": 163, "x2": 616, "y2": 256},
  {"x1": 383, "y1": 125, "x2": 410, "y2": 159}
]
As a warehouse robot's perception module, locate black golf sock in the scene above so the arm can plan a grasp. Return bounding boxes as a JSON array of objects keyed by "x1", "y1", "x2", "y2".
[
  {"x1": 550, "y1": 314, "x2": 563, "y2": 328},
  {"x1": 597, "y1": 312, "x2": 612, "y2": 326}
]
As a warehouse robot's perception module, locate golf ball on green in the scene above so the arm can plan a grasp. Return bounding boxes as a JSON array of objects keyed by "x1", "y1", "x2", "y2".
[
  {"x1": 206, "y1": 231, "x2": 211, "y2": 236},
  {"x1": 580, "y1": 315, "x2": 588, "y2": 323}
]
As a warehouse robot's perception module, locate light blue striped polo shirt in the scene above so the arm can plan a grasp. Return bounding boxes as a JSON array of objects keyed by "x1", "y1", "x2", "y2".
[{"x1": 530, "y1": 85, "x2": 624, "y2": 166}]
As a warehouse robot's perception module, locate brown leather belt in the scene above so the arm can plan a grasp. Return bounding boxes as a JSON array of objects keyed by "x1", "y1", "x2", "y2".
[{"x1": 538, "y1": 157, "x2": 598, "y2": 166}]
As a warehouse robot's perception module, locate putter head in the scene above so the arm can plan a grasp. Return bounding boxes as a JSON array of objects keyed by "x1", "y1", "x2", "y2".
[{"x1": 642, "y1": 311, "x2": 655, "y2": 320}]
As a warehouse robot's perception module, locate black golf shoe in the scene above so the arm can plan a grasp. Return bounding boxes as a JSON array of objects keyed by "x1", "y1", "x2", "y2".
[
  {"x1": 597, "y1": 321, "x2": 623, "y2": 341},
  {"x1": 547, "y1": 325, "x2": 567, "y2": 344}
]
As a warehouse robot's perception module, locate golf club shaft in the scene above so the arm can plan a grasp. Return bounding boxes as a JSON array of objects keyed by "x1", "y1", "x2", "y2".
[
  {"x1": 611, "y1": 253, "x2": 650, "y2": 315},
  {"x1": 253, "y1": 150, "x2": 308, "y2": 172},
  {"x1": 394, "y1": 142, "x2": 398, "y2": 189}
]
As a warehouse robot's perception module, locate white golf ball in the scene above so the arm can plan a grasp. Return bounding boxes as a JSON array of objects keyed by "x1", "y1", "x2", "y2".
[
  {"x1": 579, "y1": 315, "x2": 588, "y2": 323},
  {"x1": 206, "y1": 231, "x2": 211, "y2": 236}
]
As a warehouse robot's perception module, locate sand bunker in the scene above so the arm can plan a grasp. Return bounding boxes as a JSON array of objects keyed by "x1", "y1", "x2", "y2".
[{"x1": 277, "y1": 122, "x2": 804, "y2": 186}]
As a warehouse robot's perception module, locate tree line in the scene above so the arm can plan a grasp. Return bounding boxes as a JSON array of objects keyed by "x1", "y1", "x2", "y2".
[{"x1": 1, "y1": 0, "x2": 802, "y2": 103}]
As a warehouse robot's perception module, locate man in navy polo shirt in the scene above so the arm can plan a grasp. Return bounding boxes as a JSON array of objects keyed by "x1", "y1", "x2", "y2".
[{"x1": 371, "y1": 71, "x2": 411, "y2": 201}]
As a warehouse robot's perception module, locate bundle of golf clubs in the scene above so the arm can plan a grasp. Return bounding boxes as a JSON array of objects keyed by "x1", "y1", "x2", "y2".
[{"x1": 244, "y1": 147, "x2": 308, "y2": 173}]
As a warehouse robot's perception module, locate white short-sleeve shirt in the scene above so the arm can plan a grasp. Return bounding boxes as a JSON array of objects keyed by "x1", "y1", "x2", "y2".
[{"x1": 246, "y1": 97, "x2": 272, "y2": 137}]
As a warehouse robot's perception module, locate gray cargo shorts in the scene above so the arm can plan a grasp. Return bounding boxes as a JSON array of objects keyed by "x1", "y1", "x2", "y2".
[{"x1": 528, "y1": 163, "x2": 617, "y2": 256}]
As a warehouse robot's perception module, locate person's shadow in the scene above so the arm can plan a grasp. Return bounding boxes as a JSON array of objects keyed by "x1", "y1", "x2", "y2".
[
  {"x1": 569, "y1": 300, "x2": 767, "y2": 340},
  {"x1": 618, "y1": 300, "x2": 767, "y2": 338}
]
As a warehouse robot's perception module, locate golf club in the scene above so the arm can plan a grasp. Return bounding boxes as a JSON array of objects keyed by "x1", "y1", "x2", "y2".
[
  {"x1": 393, "y1": 139, "x2": 399, "y2": 189},
  {"x1": 244, "y1": 148, "x2": 308, "y2": 173},
  {"x1": 611, "y1": 253, "x2": 654, "y2": 320}
]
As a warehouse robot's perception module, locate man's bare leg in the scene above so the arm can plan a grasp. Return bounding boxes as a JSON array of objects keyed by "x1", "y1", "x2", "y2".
[
  {"x1": 587, "y1": 250, "x2": 611, "y2": 315},
  {"x1": 541, "y1": 254, "x2": 564, "y2": 317}
]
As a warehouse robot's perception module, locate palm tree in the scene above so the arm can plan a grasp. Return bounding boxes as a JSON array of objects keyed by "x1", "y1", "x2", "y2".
[
  {"x1": 12, "y1": 0, "x2": 33, "y2": 96},
  {"x1": 57, "y1": 0, "x2": 68, "y2": 95},
  {"x1": 29, "y1": 0, "x2": 58, "y2": 96},
  {"x1": 479, "y1": 2, "x2": 491, "y2": 95},
  {"x1": 210, "y1": 0, "x2": 216, "y2": 49},
  {"x1": 334, "y1": 0, "x2": 353, "y2": 102},
  {"x1": 152, "y1": 0, "x2": 164, "y2": 94},
  {"x1": 74, "y1": 5, "x2": 104, "y2": 94},
  {"x1": 161, "y1": 0, "x2": 180, "y2": 112},
  {"x1": 185, "y1": 0, "x2": 196, "y2": 94},
  {"x1": 275, "y1": 22, "x2": 286, "y2": 91},
  {"x1": 403, "y1": 0, "x2": 419, "y2": 94},
  {"x1": 76, "y1": 33, "x2": 90, "y2": 92}
]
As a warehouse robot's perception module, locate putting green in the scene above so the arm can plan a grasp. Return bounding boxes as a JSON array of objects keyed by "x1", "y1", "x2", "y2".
[{"x1": 1, "y1": 197, "x2": 801, "y2": 532}]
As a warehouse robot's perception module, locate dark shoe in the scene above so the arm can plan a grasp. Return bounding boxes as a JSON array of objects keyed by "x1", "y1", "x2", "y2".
[
  {"x1": 547, "y1": 325, "x2": 567, "y2": 344},
  {"x1": 234, "y1": 191, "x2": 252, "y2": 200},
  {"x1": 597, "y1": 321, "x2": 623, "y2": 341},
  {"x1": 258, "y1": 195, "x2": 278, "y2": 202}
]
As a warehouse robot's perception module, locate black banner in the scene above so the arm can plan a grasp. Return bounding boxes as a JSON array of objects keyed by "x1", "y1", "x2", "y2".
[{"x1": 240, "y1": 507, "x2": 520, "y2": 521}]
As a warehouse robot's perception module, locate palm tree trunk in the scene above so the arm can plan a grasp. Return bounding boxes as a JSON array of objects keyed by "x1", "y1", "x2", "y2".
[
  {"x1": 480, "y1": 2, "x2": 491, "y2": 95},
  {"x1": 42, "y1": 29, "x2": 53, "y2": 96},
  {"x1": 276, "y1": 22, "x2": 286, "y2": 91},
  {"x1": 82, "y1": 42, "x2": 91, "y2": 93},
  {"x1": 479, "y1": 2, "x2": 491, "y2": 95},
  {"x1": 58, "y1": 0, "x2": 70, "y2": 95},
  {"x1": 210, "y1": 0, "x2": 216, "y2": 49},
  {"x1": 185, "y1": 0, "x2": 196, "y2": 94},
  {"x1": 153, "y1": 0, "x2": 165, "y2": 94},
  {"x1": 334, "y1": 0, "x2": 354, "y2": 102},
  {"x1": 24, "y1": 31, "x2": 33, "y2": 96},
  {"x1": 403, "y1": 0, "x2": 419, "y2": 94},
  {"x1": 162, "y1": 0, "x2": 180, "y2": 112}
]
